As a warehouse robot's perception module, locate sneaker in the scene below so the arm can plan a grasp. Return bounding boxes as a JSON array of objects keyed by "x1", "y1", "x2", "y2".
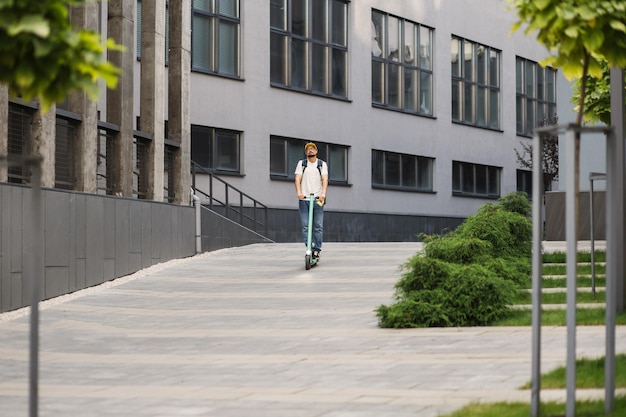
[{"x1": 312, "y1": 250, "x2": 320, "y2": 260}]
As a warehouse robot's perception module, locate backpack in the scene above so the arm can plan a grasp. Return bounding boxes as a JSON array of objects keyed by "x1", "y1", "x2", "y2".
[{"x1": 302, "y1": 158, "x2": 323, "y2": 176}]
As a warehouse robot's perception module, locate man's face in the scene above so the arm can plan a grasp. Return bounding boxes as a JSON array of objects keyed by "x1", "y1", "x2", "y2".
[{"x1": 306, "y1": 146, "x2": 317, "y2": 157}]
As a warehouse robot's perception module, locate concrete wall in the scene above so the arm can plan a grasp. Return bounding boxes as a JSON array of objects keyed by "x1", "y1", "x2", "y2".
[
  {"x1": 0, "y1": 183, "x2": 196, "y2": 312},
  {"x1": 544, "y1": 190, "x2": 606, "y2": 241},
  {"x1": 200, "y1": 206, "x2": 273, "y2": 252},
  {"x1": 266, "y1": 208, "x2": 464, "y2": 243}
]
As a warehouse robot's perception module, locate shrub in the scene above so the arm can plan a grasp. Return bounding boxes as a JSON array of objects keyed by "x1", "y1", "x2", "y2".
[
  {"x1": 376, "y1": 191, "x2": 532, "y2": 328},
  {"x1": 499, "y1": 191, "x2": 531, "y2": 217},
  {"x1": 423, "y1": 235, "x2": 492, "y2": 264}
]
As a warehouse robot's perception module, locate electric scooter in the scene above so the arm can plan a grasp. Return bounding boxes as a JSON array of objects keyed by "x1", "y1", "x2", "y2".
[{"x1": 305, "y1": 193, "x2": 319, "y2": 270}]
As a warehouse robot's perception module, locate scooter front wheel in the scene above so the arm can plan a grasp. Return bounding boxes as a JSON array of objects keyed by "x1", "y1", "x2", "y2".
[{"x1": 305, "y1": 255, "x2": 311, "y2": 270}]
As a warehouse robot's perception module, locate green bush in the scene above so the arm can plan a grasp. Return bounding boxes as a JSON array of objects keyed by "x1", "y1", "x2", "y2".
[
  {"x1": 423, "y1": 235, "x2": 493, "y2": 264},
  {"x1": 377, "y1": 262, "x2": 518, "y2": 327},
  {"x1": 498, "y1": 191, "x2": 531, "y2": 216},
  {"x1": 394, "y1": 257, "x2": 453, "y2": 296},
  {"x1": 376, "y1": 191, "x2": 532, "y2": 328}
]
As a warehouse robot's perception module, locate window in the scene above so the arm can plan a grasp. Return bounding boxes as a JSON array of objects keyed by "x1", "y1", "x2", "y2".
[
  {"x1": 371, "y1": 150, "x2": 433, "y2": 191},
  {"x1": 136, "y1": 0, "x2": 170, "y2": 64},
  {"x1": 7, "y1": 103, "x2": 33, "y2": 184},
  {"x1": 192, "y1": 0, "x2": 240, "y2": 77},
  {"x1": 451, "y1": 37, "x2": 500, "y2": 129},
  {"x1": 371, "y1": 10, "x2": 433, "y2": 116},
  {"x1": 270, "y1": 136, "x2": 349, "y2": 183},
  {"x1": 516, "y1": 169, "x2": 532, "y2": 198},
  {"x1": 270, "y1": 0, "x2": 348, "y2": 98},
  {"x1": 55, "y1": 117, "x2": 78, "y2": 190},
  {"x1": 452, "y1": 161, "x2": 500, "y2": 198},
  {"x1": 516, "y1": 57, "x2": 557, "y2": 136},
  {"x1": 191, "y1": 125, "x2": 241, "y2": 173}
]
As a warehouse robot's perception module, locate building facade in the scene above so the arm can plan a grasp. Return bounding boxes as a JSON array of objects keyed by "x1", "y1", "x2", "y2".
[{"x1": 0, "y1": 0, "x2": 557, "y2": 242}]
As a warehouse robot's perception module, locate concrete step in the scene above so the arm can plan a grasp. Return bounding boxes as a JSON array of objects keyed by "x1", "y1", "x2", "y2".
[
  {"x1": 511, "y1": 303, "x2": 606, "y2": 310},
  {"x1": 521, "y1": 287, "x2": 605, "y2": 294},
  {"x1": 543, "y1": 274, "x2": 605, "y2": 279},
  {"x1": 543, "y1": 262, "x2": 605, "y2": 267}
]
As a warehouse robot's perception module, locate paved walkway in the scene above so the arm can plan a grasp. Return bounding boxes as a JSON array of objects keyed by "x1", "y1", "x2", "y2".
[{"x1": 1, "y1": 242, "x2": 624, "y2": 417}]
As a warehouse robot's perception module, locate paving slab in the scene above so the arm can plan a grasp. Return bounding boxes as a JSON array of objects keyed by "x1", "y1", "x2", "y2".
[{"x1": 1, "y1": 241, "x2": 625, "y2": 417}]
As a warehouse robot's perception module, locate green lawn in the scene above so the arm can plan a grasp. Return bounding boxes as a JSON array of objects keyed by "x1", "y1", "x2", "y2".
[
  {"x1": 519, "y1": 354, "x2": 626, "y2": 389},
  {"x1": 439, "y1": 250, "x2": 626, "y2": 417},
  {"x1": 513, "y1": 290, "x2": 605, "y2": 305},
  {"x1": 537, "y1": 277, "x2": 606, "y2": 289},
  {"x1": 543, "y1": 251, "x2": 606, "y2": 263},
  {"x1": 440, "y1": 355, "x2": 626, "y2": 417},
  {"x1": 494, "y1": 308, "x2": 626, "y2": 326},
  {"x1": 440, "y1": 397, "x2": 626, "y2": 417},
  {"x1": 543, "y1": 263, "x2": 606, "y2": 275}
]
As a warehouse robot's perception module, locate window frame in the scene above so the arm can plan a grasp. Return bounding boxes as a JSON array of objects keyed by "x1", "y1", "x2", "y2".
[
  {"x1": 371, "y1": 149, "x2": 434, "y2": 192},
  {"x1": 371, "y1": 9, "x2": 434, "y2": 117},
  {"x1": 516, "y1": 169, "x2": 533, "y2": 199},
  {"x1": 270, "y1": 0, "x2": 349, "y2": 99},
  {"x1": 452, "y1": 160, "x2": 501, "y2": 198},
  {"x1": 136, "y1": 0, "x2": 170, "y2": 64},
  {"x1": 516, "y1": 56, "x2": 557, "y2": 137},
  {"x1": 451, "y1": 36, "x2": 501, "y2": 130},
  {"x1": 191, "y1": 125, "x2": 242, "y2": 174},
  {"x1": 191, "y1": 0, "x2": 241, "y2": 78},
  {"x1": 269, "y1": 135, "x2": 349, "y2": 184}
]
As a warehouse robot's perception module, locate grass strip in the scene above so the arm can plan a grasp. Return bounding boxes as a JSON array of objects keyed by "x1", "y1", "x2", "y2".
[
  {"x1": 543, "y1": 251, "x2": 606, "y2": 264},
  {"x1": 494, "y1": 308, "x2": 626, "y2": 326},
  {"x1": 517, "y1": 354, "x2": 626, "y2": 389},
  {"x1": 441, "y1": 396, "x2": 626, "y2": 417},
  {"x1": 513, "y1": 291, "x2": 605, "y2": 305},
  {"x1": 543, "y1": 264, "x2": 606, "y2": 275}
]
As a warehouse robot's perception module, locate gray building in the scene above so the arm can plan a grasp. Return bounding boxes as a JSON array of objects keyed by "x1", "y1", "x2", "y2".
[{"x1": 1, "y1": 0, "x2": 556, "y2": 244}]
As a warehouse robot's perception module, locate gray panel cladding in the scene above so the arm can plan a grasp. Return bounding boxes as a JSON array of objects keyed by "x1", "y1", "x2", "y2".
[
  {"x1": 85, "y1": 195, "x2": 105, "y2": 286},
  {"x1": 129, "y1": 202, "x2": 143, "y2": 254},
  {"x1": 0, "y1": 184, "x2": 196, "y2": 312},
  {"x1": 103, "y1": 197, "x2": 116, "y2": 260},
  {"x1": 141, "y1": 203, "x2": 153, "y2": 268},
  {"x1": 45, "y1": 190, "x2": 70, "y2": 267},
  {"x1": 114, "y1": 199, "x2": 131, "y2": 277}
]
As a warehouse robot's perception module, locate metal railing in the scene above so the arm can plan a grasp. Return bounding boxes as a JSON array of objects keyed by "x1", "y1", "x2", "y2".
[{"x1": 191, "y1": 161, "x2": 268, "y2": 236}]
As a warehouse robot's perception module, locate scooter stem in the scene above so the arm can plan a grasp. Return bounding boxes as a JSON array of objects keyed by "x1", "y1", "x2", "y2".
[{"x1": 306, "y1": 193, "x2": 315, "y2": 255}]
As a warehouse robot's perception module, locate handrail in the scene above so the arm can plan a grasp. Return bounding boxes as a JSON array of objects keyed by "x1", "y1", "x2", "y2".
[{"x1": 191, "y1": 161, "x2": 268, "y2": 236}]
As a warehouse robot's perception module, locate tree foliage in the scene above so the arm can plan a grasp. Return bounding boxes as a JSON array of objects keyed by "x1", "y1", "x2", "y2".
[
  {"x1": 509, "y1": 0, "x2": 626, "y2": 124},
  {"x1": 0, "y1": 0, "x2": 122, "y2": 112},
  {"x1": 570, "y1": 59, "x2": 626, "y2": 126},
  {"x1": 515, "y1": 115, "x2": 559, "y2": 189}
]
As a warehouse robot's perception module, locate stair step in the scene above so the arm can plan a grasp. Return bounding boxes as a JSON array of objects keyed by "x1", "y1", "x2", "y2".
[
  {"x1": 543, "y1": 262, "x2": 605, "y2": 267},
  {"x1": 543, "y1": 274, "x2": 605, "y2": 279},
  {"x1": 511, "y1": 303, "x2": 606, "y2": 310},
  {"x1": 521, "y1": 287, "x2": 605, "y2": 294}
]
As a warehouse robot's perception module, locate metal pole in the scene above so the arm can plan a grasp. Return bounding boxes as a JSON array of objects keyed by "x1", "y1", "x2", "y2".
[
  {"x1": 530, "y1": 131, "x2": 544, "y2": 417},
  {"x1": 564, "y1": 126, "x2": 578, "y2": 417},
  {"x1": 29, "y1": 163, "x2": 43, "y2": 417},
  {"x1": 589, "y1": 177, "x2": 596, "y2": 298},
  {"x1": 193, "y1": 194, "x2": 201, "y2": 254},
  {"x1": 605, "y1": 66, "x2": 625, "y2": 412}
]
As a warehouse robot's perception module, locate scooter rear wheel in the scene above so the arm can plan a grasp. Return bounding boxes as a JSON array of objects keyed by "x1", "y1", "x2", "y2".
[{"x1": 305, "y1": 255, "x2": 311, "y2": 270}]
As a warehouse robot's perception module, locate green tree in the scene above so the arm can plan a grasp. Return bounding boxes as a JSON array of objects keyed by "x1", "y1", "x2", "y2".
[
  {"x1": 570, "y1": 59, "x2": 626, "y2": 126},
  {"x1": 515, "y1": 115, "x2": 559, "y2": 190},
  {"x1": 509, "y1": 0, "x2": 626, "y2": 125},
  {"x1": 0, "y1": 0, "x2": 122, "y2": 112}
]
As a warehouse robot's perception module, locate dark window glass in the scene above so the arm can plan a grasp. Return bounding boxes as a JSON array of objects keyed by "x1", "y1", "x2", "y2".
[{"x1": 372, "y1": 150, "x2": 433, "y2": 192}]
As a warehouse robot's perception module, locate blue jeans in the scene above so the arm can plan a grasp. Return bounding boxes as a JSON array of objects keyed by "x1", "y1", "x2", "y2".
[{"x1": 299, "y1": 199, "x2": 324, "y2": 251}]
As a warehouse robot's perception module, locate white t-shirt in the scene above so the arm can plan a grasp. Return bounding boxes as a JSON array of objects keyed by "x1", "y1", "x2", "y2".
[{"x1": 295, "y1": 158, "x2": 328, "y2": 197}]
